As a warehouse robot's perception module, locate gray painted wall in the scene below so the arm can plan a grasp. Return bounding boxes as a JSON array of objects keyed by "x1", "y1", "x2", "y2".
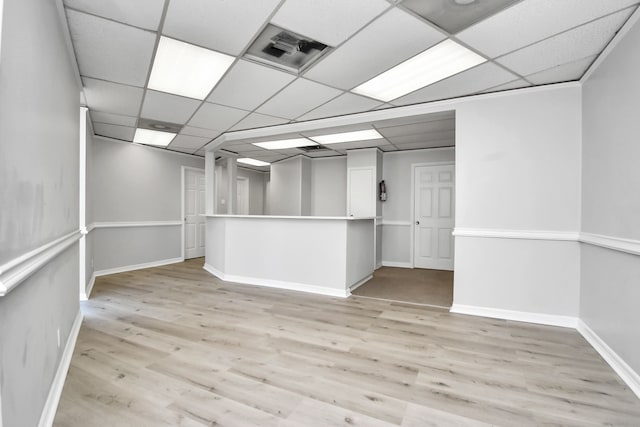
[
  {"x1": 454, "y1": 86, "x2": 582, "y2": 316},
  {"x1": 581, "y1": 17, "x2": 640, "y2": 374},
  {"x1": 269, "y1": 156, "x2": 304, "y2": 216},
  {"x1": 310, "y1": 157, "x2": 347, "y2": 217},
  {"x1": 216, "y1": 161, "x2": 267, "y2": 215},
  {"x1": 92, "y1": 139, "x2": 204, "y2": 272},
  {"x1": 0, "y1": 0, "x2": 80, "y2": 425}
]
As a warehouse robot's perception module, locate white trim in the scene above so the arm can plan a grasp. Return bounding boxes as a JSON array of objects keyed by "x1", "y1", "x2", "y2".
[
  {"x1": 453, "y1": 228, "x2": 580, "y2": 241},
  {"x1": 348, "y1": 275, "x2": 373, "y2": 293},
  {"x1": 381, "y1": 261, "x2": 413, "y2": 268},
  {"x1": 0, "y1": 230, "x2": 82, "y2": 297},
  {"x1": 580, "y1": 232, "x2": 640, "y2": 256},
  {"x1": 85, "y1": 223, "x2": 96, "y2": 233},
  {"x1": 38, "y1": 310, "x2": 83, "y2": 427},
  {"x1": 450, "y1": 304, "x2": 578, "y2": 328},
  {"x1": 92, "y1": 221, "x2": 183, "y2": 229},
  {"x1": 94, "y1": 257, "x2": 183, "y2": 277},
  {"x1": 577, "y1": 320, "x2": 640, "y2": 399},
  {"x1": 381, "y1": 220, "x2": 412, "y2": 226},
  {"x1": 80, "y1": 273, "x2": 96, "y2": 301},
  {"x1": 203, "y1": 263, "x2": 350, "y2": 298},
  {"x1": 581, "y1": 6, "x2": 640, "y2": 83}
]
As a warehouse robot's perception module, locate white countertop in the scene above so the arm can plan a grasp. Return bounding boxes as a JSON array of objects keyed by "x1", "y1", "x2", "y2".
[{"x1": 204, "y1": 214, "x2": 375, "y2": 221}]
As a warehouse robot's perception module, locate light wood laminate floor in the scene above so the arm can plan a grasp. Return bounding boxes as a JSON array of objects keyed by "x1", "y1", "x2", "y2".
[
  {"x1": 352, "y1": 267, "x2": 453, "y2": 308},
  {"x1": 54, "y1": 259, "x2": 640, "y2": 426}
]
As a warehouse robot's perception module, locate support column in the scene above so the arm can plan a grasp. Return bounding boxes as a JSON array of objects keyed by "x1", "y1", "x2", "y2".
[
  {"x1": 226, "y1": 157, "x2": 237, "y2": 215},
  {"x1": 205, "y1": 151, "x2": 216, "y2": 215}
]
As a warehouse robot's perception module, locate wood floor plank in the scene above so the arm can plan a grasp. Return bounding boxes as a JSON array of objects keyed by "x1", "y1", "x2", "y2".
[{"x1": 54, "y1": 258, "x2": 640, "y2": 426}]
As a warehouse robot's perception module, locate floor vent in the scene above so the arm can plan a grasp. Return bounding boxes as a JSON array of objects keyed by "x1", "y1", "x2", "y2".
[{"x1": 244, "y1": 24, "x2": 330, "y2": 73}]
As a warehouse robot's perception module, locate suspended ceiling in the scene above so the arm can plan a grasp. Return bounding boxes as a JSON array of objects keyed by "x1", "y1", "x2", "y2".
[{"x1": 63, "y1": 0, "x2": 639, "y2": 166}]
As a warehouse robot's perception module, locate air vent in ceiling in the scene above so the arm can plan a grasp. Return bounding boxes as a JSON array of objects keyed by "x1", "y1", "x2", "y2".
[
  {"x1": 245, "y1": 24, "x2": 330, "y2": 73},
  {"x1": 138, "y1": 118, "x2": 183, "y2": 134},
  {"x1": 297, "y1": 144, "x2": 331, "y2": 153}
]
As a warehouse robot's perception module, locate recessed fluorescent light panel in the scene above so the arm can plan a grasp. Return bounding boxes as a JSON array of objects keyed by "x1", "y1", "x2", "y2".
[
  {"x1": 253, "y1": 138, "x2": 316, "y2": 150},
  {"x1": 352, "y1": 39, "x2": 486, "y2": 102},
  {"x1": 238, "y1": 158, "x2": 271, "y2": 167},
  {"x1": 133, "y1": 128, "x2": 176, "y2": 146},
  {"x1": 309, "y1": 129, "x2": 383, "y2": 145},
  {"x1": 148, "y1": 37, "x2": 235, "y2": 100}
]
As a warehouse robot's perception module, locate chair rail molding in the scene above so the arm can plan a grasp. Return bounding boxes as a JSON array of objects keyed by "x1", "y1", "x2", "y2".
[
  {"x1": 0, "y1": 230, "x2": 82, "y2": 297},
  {"x1": 92, "y1": 220, "x2": 183, "y2": 229},
  {"x1": 580, "y1": 232, "x2": 640, "y2": 256},
  {"x1": 453, "y1": 228, "x2": 580, "y2": 241}
]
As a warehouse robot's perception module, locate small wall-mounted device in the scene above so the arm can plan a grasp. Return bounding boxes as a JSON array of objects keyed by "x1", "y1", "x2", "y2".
[{"x1": 379, "y1": 180, "x2": 387, "y2": 202}]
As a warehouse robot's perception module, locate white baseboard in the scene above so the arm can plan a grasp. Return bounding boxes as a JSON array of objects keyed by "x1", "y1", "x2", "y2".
[
  {"x1": 348, "y1": 275, "x2": 373, "y2": 293},
  {"x1": 450, "y1": 304, "x2": 578, "y2": 328},
  {"x1": 80, "y1": 273, "x2": 96, "y2": 301},
  {"x1": 577, "y1": 320, "x2": 640, "y2": 399},
  {"x1": 38, "y1": 310, "x2": 83, "y2": 427},
  {"x1": 381, "y1": 261, "x2": 412, "y2": 268},
  {"x1": 94, "y1": 257, "x2": 183, "y2": 277},
  {"x1": 203, "y1": 263, "x2": 349, "y2": 298}
]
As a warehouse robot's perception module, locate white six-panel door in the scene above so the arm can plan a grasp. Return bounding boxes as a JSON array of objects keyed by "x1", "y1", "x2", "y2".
[
  {"x1": 184, "y1": 168, "x2": 206, "y2": 259},
  {"x1": 413, "y1": 165, "x2": 455, "y2": 270}
]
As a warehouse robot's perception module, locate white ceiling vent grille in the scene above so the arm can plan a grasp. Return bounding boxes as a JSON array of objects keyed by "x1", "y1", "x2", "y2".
[{"x1": 244, "y1": 24, "x2": 330, "y2": 73}]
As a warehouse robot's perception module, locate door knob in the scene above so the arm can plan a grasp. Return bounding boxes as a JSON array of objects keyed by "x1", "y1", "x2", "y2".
[{"x1": 416, "y1": 221, "x2": 420, "y2": 225}]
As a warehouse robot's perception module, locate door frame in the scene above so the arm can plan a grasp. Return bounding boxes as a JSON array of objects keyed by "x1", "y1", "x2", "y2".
[
  {"x1": 181, "y1": 166, "x2": 206, "y2": 261},
  {"x1": 410, "y1": 161, "x2": 455, "y2": 268}
]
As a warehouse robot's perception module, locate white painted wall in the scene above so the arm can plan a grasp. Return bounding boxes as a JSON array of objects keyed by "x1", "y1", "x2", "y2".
[
  {"x1": 581, "y1": 16, "x2": 640, "y2": 375},
  {"x1": 381, "y1": 148, "x2": 455, "y2": 265},
  {"x1": 0, "y1": 0, "x2": 80, "y2": 424},
  {"x1": 310, "y1": 157, "x2": 347, "y2": 216},
  {"x1": 454, "y1": 86, "x2": 582, "y2": 317},
  {"x1": 92, "y1": 139, "x2": 204, "y2": 272}
]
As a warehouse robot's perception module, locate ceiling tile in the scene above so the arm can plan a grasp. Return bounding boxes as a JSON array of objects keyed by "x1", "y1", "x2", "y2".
[
  {"x1": 63, "y1": 0, "x2": 165, "y2": 30},
  {"x1": 188, "y1": 103, "x2": 249, "y2": 130},
  {"x1": 169, "y1": 134, "x2": 211, "y2": 150},
  {"x1": 90, "y1": 110, "x2": 137, "y2": 127},
  {"x1": 323, "y1": 139, "x2": 390, "y2": 150},
  {"x1": 377, "y1": 119, "x2": 455, "y2": 138},
  {"x1": 304, "y1": 9, "x2": 445, "y2": 90},
  {"x1": 271, "y1": 0, "x2": 390, "y2": 46},
  {"x1": 497, "y1": 8, "x2": 635, "y2": 76},
  {"x1": 303, "y1": 150, "x2": 343, "y2": 158},
  {"x1": 168, "y1": 146, "x2": 198, "y2": 155},
  {"x1": 256, "y1": 78, "x2": 342, "y2": 119},
  {"x1": 66, "y1": 10, "x2": 155, "y2": 86},
  {"x1": 222, "y1": 144, "x2": 265, "y2": 154},
  {"x1": 297, "y1": 93, "x2": 382, "y2": 121},
  {"x1": 163, "y1": 0, "x2": 281, "y2": 55},
  {"x1": 393, "y1": 139, "x2": 455, "y2": 150},
  {"x1": 93, "y1": 123, "x2": 135, "y2": 141},
  {"x1": 387, "y1": 132, "x2": 454, "y2": 145},
  {"x1": 526, "y1": 55, "x2": 597, "y2": 85},
  {"x1": 180, "y1": 126, "x2": 221, "y2": 139},
  {"x1": 481, "y1": 79, "x2": 532, "y2": 93},
  {"x1": 230, "y1": 113, "x2": 289, "y2": 131},
  {"x1": 83, "y1": 78, "x2": 144, "y2": 116},
  {"x1": 393, "y1": 62, "x2": 518, "y2": 106},
  {"x1": 458, "y1": 0, "x2": 639, "y2": 58},
  {"x1": 141, "y1": 90, "x2": 201, "y2": 124},
  {"x1": 208, "y1": 60, "x2": 296, "y2": 111},
  {"x1": 401, "y1": 0, "x2": 519, "y2": 34}
]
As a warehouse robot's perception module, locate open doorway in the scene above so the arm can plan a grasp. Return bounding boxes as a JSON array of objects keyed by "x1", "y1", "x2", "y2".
[{"x1": 352, "y1": 162, "x2": 455, "y2": 308}]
